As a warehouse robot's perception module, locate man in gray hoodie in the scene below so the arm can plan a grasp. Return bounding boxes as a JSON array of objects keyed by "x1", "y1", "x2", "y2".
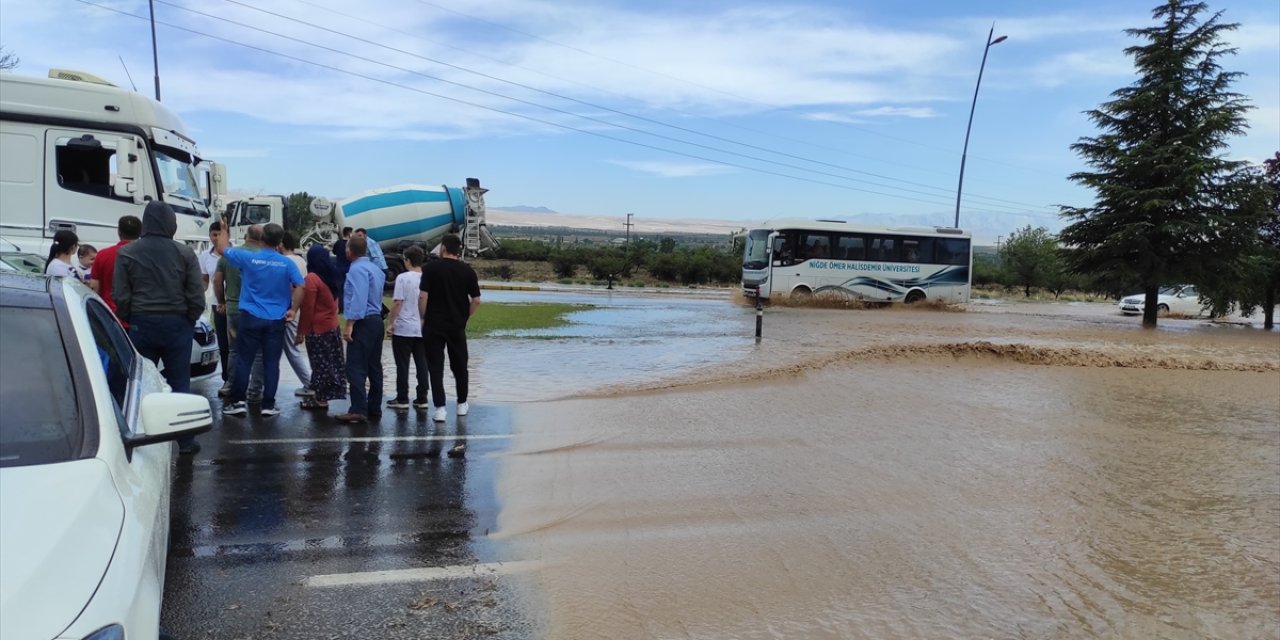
[{"x1": 114, "y1": 201, "x2": 206, "y2": 454}]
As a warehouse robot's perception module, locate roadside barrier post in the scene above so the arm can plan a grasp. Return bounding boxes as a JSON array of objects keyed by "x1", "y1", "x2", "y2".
[{"x1": 755, "y1": 287, "x2": 763, "y2": 342}]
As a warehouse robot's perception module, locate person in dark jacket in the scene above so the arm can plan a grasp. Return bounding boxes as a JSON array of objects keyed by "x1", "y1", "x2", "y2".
[{"x1": 114, "y1": 201, "x2": 206, "y2": 454}]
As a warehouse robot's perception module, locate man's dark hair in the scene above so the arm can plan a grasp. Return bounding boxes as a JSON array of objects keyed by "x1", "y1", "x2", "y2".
[
  {"x1": 118, "y1": 215, "x2": 142, "y2": 240},
  {"x1": 403, "y1": 245, "x2": 425, "y2": 267},
  {"x1": 341, "y1": 226, "x2": 353, "y2": 237},
  {"x1": 347, "y1": 235, "x2": 368, "y2": 257},
  {"x1": 440, "y1": 233, "x2": 462, "y2": 256},
  {"x1": 355, "y1": 228, "x2": 368, "y2": 235},
  {"x1": 281, "y1": 231, "x2": 299, "y2": 251},
  {"x1": 263, "y1": 223, "x2": 285, "y2": 247},
  {"x1": 209, "y1": 221, "x2": 222, "y2": 232}
]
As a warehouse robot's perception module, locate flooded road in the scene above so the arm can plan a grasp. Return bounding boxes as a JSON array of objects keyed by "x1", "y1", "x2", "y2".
[
  {"x1": 487, "y1": 292, "x2": 1280, "y2": 639},
  {"x1": 161, "y1": 290, "x2": 1279, "y2": 638}
]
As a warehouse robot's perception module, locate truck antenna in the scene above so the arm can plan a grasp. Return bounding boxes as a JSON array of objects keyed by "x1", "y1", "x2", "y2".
[{"x1": 118, "y1": 56, "x2": 138, "y2": 92}]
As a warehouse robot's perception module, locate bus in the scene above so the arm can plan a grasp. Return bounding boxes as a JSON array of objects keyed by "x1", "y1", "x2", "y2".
[{"x1": 741, "y1": 218, "x2": 972, "y2": 304}]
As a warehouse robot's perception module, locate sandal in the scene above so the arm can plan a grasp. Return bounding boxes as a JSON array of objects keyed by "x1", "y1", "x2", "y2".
[{"x1": 300, "y1": 399, "x2": 329, "y2": 410}]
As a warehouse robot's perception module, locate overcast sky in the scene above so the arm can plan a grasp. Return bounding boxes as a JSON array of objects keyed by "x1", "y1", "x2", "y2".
[{"x1": 2, "y1": 0, "x2": 1276, "y2": 241}]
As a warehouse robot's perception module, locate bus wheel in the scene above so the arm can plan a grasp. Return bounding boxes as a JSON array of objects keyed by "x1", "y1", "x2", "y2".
[
  {"x1": 791, "y1": 286, "x2": 813, "y2": 302},
  {"x1": 904, "y1": 290, "x2": 926, "y2": 304}
]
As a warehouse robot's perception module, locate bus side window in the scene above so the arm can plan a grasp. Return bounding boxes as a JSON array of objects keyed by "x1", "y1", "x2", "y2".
[{"x1": 837, "y1": 235, "x2": 865, "y2": 260}]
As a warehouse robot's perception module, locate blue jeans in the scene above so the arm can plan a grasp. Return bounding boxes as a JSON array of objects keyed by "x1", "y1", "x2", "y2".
[
  {"x1": 129, "y1": 314, "x2": 196, "y2": 446},
  {"x1": 345, "y1": 316, "x2": 384, "y2": 415},
  {"x1": 231, "y1": 311, "x2": 285, "y2": 409}
]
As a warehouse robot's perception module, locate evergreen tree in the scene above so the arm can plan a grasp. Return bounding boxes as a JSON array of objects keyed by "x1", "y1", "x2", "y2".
[
  {"x1": 1059, "y1": 0, "x2": 1257, "y2": 327},
  {"x1": 1199, "y1": 153, "x2": 1280, "y2": 328}
]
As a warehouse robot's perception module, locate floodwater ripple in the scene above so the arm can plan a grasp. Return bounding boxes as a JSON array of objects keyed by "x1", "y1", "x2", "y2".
[{"x1": 489, "y1": 293, "x2": 1280, "y2": 639}]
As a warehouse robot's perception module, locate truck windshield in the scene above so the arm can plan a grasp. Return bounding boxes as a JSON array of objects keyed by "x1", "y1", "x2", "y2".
[{"x1": 156, "y1": 148, "x2": 210, "y2": 217}]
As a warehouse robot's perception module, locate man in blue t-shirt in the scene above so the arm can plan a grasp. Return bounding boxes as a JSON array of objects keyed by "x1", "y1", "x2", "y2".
[{"x1": 215, "y1": 222, "x2": 304, "y2": 417}]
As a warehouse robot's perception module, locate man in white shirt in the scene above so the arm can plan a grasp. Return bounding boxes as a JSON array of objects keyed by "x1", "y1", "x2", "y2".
[
  {"x1": 198, "y1": 221, "x2": 222, "y2": 291},
  {"x1": 385, "y1": 246, "x2": 427, "y2": 410}
]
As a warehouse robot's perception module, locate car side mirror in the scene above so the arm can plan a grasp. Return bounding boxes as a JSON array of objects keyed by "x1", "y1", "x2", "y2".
[{"x1": 126, "y1": 392, "x2": 212, "y2": 449}]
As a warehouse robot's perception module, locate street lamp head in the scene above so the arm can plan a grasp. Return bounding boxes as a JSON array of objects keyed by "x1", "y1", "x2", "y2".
[{"x1": 990, "y1": 35, "x2": 1008, "y2": 46}]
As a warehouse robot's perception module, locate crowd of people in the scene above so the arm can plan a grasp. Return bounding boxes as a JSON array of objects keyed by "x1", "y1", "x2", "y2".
[{"x1": 41, "y1": 206, "x2": 483, "y2": 457}]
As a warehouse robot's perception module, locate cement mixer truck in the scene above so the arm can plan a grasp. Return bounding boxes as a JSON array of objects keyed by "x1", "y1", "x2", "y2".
[{"x1": 302, "y1": 178, "x2": 498, "y2": 286}]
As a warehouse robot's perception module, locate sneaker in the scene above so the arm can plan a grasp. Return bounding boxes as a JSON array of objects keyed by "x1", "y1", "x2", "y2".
[
  {"x1": 457, "y1": 401, "x2": 470, "y2": 416},
  {"x1": 386, "y1": 398, "x2": 410, "y2": 410},
  {"x1": 413, "y1": 399, "x2": 431, "y2": 410},
  {"x1": 432, "y1": 406, "x2": 447, "y2": 422},
  {"x1": 260, "y1": 405, "x2": 280, "y2": 417},
  {"x1": 294, "y1": 388, "x2": 315, "y2": 397},
  {"x1": 334, "y1": 412, "x2": 368, "y2": 424},
  {"x1": 223, "y1": 401, "x2": 248, "y2": 416}
]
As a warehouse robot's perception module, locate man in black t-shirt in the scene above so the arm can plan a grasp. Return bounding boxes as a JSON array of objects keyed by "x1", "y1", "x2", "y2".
[{"x1": 417, "y1": 234, "x2": 481, "y2": 423}]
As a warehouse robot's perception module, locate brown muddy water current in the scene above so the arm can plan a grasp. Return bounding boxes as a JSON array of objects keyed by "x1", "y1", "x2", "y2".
[{"x1": 479, "y1": 293, "x2": 1280, "y2": 639}]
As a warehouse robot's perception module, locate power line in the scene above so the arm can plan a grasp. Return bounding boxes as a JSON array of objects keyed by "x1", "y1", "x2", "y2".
[
  {"x1": 76, "y1": 0, "x2": 985, "y2": 209},
  {"x1": 78, "y1": 0, "x2": 1058, "y2": 219},
  {"x1": 165, "y1": 0, "x2": 1041, "y2": 213},
  {"x1": 248, "y1": 0, "x2": 1053, "y2": 212},
  {"x1": 293, "y1": 0, "x2": 1028, "y2": 196},
  {"x1": 408, "y1": 0, "x2": 1060, "y2": 179}
]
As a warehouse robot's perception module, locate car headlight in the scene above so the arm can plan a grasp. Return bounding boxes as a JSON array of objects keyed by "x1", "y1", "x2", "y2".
[{"x1": 83, "y1": 625, "x2": 124, "y2": 640}]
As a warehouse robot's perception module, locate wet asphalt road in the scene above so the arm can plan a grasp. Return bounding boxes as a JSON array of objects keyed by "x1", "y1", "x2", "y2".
[{"x1": 161, "y1": 374, "x2": 540, "y2": 640}]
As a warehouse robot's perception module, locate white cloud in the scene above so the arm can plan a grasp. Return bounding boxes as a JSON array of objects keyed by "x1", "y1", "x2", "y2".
[{"x1": 609, "y1": 160, "x2": 734, "y2": 178}]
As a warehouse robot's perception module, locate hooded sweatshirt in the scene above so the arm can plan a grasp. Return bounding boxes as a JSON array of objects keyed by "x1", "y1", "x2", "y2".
[{"x1": 113, "y1": 201, "x2": 205, "y2": 323}]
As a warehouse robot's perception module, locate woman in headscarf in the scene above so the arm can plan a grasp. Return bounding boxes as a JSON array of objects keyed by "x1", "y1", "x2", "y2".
[{"x1": 296, "y1": 244, "x2": 346, "y2": 410}]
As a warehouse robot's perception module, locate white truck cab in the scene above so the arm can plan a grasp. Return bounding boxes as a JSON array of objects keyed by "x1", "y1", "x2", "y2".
[{"x1": 0, "y1": 69, "x2": 224, "y2": 254}]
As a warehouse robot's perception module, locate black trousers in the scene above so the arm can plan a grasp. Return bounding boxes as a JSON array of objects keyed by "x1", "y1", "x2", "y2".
[
  {"x1": 424, "y1": 327, "x2": 468, "y2": 408},
  {"x1": 214, "y1": 309, "x2": 230, "y2": 381},
  {"x1": 391, "y1": 334, "x2": 428, "y2": 403}
]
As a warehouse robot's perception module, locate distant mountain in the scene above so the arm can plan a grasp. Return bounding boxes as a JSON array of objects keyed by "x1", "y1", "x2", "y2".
[{"x1": 493, "y1": 205, "x2": 558, "y2": 214}]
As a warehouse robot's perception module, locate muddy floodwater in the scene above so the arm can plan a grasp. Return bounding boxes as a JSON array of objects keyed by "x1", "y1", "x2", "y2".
[{"x1": 479, "y1": 292, "x2": 1279, "y2": 639}]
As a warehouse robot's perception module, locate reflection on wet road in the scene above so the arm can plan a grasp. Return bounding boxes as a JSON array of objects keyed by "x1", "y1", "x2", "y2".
[
  {"x1": 162, "y1": 401, "x2": 540, "y2": 639},
  {"x1": 164, "y1": 290, "x2": 1280, "y2": 639}
]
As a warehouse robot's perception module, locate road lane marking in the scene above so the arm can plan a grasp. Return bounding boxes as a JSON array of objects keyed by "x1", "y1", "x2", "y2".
[
  {"x1": 227, "y1": 434, "x2": 514, "y2": 445},
  {"x1": 305, "y1": 560, "x2": 541, "y2": 587}
]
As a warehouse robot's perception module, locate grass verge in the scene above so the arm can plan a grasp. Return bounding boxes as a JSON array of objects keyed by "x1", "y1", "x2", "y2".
[{"x1": 382, "y1": 297, "x2": 588, "y2": 337}]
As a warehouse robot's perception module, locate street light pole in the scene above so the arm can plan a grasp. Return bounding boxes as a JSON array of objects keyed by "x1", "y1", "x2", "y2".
[
  {"x1": 149, "y1": 0, "x2": 161, "y2": 100},
  {"x1": 953, "y1": 25, "x2": 1006, "y2": 229}
]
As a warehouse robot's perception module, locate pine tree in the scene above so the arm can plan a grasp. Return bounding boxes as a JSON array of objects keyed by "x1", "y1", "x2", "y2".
[{"x1": 1059, "y1": 0, "x2": 1256, "y2": 327}]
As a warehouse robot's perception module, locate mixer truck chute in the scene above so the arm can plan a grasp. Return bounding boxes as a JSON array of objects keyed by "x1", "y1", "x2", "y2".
[{"x1": 303, "y1": 179, "x2": 498, "y2": 286}]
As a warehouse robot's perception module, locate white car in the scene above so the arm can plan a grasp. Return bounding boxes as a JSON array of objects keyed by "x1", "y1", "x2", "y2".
[
  {"x1": 0, "y1": 273, "x2": 211, "y2": 640},
  {"x1": 1118, "y1": 284, "x2": 1206, "y2": 316}
]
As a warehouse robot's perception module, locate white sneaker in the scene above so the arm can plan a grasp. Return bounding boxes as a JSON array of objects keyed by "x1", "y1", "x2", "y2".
[
  {"x1": 432, "y1": 407, "x2": 447, "y2": 422},
  {"x1": 456, "y1": 401, "x2": 469, "y2": 416}
]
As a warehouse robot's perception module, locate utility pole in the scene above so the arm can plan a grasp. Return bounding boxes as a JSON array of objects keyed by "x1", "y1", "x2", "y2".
[{"x1": 149, "y1": 0, "x2": 161, "y2": 100}]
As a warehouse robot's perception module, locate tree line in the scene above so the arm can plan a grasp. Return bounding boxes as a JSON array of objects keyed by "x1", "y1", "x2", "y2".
[{"x1": 486, "y1": 237, "x2": 743, "y2": 287}]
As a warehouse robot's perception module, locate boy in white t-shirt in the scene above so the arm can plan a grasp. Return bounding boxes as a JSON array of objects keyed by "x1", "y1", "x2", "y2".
[{"x1": 385, "y1": 246, "x2": 428, "y2": 410}]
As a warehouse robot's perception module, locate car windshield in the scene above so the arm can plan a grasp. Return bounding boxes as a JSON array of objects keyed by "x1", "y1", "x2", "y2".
[
  {"x1": 0, "y1": 253, "x2": 46, "y2": 275},
  {"x1": 1158, "y1": 286, "x2": 1180, "y2": 295},
  {"x1": 0, "y1": 307, "x2": 84, "y2": 467}
]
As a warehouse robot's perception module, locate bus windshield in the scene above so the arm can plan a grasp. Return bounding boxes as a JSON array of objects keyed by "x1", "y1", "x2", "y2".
[{"x1": 743, "y1": 229, "x2": 771, "y2": 270}]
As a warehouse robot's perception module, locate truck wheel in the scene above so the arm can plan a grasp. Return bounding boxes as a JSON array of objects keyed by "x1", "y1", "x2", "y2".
[{"x1": 384, "y1": 255, "x2": 405, "y2": 290}]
